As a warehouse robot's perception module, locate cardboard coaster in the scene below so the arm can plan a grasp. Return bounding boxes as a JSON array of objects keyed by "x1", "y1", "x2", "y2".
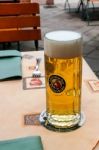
[
  {"x1": 24, "y1": 113, "x2": 41, "y2": 126},
  {"x1": 23, "y1": 77, "x2": 45, "y2": 90},
  {"x1": 88, "y1": 80, "x2": 99, "y2": 92}
]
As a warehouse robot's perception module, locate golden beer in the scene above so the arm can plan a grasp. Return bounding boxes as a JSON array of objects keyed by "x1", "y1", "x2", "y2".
[{"x1": 43, "y1": 31, "x2": 82, "y2": 130}]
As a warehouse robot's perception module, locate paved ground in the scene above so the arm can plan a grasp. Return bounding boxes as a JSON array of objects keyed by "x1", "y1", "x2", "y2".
[{"x1": 1, "y1": 0, "x2": 99, "y2": 77}]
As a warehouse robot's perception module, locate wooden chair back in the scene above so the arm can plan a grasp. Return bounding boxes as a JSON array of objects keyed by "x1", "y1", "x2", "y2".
[
  {"x1": 0, "y1": 0, "x2": 19, "y2": 3},
  {"x1": 0, "y1": 3, "x2": 41, "y2": 50}
]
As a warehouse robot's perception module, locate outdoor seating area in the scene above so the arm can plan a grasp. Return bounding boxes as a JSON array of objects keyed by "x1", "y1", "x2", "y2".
[
  {"x1": 0, "y1": 0, "x2": 98, "y2": 77},
  {"x1": 0, "y1": 1, "x2": 99, "y2": 150}
]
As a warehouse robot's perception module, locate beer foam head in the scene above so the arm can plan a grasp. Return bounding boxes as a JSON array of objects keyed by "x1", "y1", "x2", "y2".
[{"x1": 44, "y1": 30, "x2": 82, "y2": 58}]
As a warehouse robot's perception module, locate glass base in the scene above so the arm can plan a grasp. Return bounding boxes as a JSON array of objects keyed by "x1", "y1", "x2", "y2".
[{"x1": 39, "y1": 110, "x2": 85, "y2": 132}]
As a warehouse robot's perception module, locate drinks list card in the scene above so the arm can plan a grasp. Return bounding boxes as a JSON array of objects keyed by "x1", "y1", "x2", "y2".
[{"x1": 23, "y1": 77, "x2": 45, "y2": 90}]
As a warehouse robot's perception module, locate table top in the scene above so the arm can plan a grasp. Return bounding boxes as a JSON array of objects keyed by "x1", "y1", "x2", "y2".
[{"x1": 0, "y1": 51, "x2": 99, "y2": 150}]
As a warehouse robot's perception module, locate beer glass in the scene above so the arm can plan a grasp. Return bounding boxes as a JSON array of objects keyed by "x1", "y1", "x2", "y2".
[{"x1": 40, "y1": 30, "x2": 83, "y2": 131}]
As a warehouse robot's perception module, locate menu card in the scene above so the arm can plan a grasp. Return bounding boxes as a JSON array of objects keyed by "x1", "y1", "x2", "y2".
[{"x1": 23, "y1": 77, "x2": 45, "y2": 90}]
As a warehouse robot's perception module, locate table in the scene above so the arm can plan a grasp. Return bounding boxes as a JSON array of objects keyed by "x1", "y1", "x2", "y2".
[{"x1": 0, "y1": 51, "x2": 99, "y2": 150}]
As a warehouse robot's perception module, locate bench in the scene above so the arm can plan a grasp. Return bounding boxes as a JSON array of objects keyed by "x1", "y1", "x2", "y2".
[{"x1": 0, "y1": 3, "x2": 41, "y2": 50}]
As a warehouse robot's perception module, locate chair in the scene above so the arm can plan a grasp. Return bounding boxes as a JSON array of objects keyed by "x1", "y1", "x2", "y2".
[
  {"x1": 64, "y1": 0, "x2": 71, "y2": 12},
  {"x1": 64, "y1": 0, "x2": 85, "y2": 12},
  {"x1": 0, "y1": 3, "x2": 41, "y2": 50},
  {"x1": 85, "y1": 0, "x2": 99, "y2": 25},
  {"x1": 0, "y1": 0, "x2": 19, "y2": 3}
]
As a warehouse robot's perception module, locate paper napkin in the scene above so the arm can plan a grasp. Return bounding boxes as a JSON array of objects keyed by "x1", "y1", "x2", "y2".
[
  {"x1": 0, "y1": 136, "x2": 43, "y2": 150},
  {"x1": 0, "y1": 50, "x2": 22, "y2": 80}
]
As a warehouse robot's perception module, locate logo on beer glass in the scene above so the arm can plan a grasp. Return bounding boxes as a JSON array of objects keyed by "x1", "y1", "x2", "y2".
[{"x1": 49, "y1": 75, "x2": 66, "y2": 93}]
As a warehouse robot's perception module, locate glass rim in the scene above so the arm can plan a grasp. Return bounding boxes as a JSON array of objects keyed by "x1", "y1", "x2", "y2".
[{"x1": 44, "y1": 30, "x2": 82, "y2": 42}]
